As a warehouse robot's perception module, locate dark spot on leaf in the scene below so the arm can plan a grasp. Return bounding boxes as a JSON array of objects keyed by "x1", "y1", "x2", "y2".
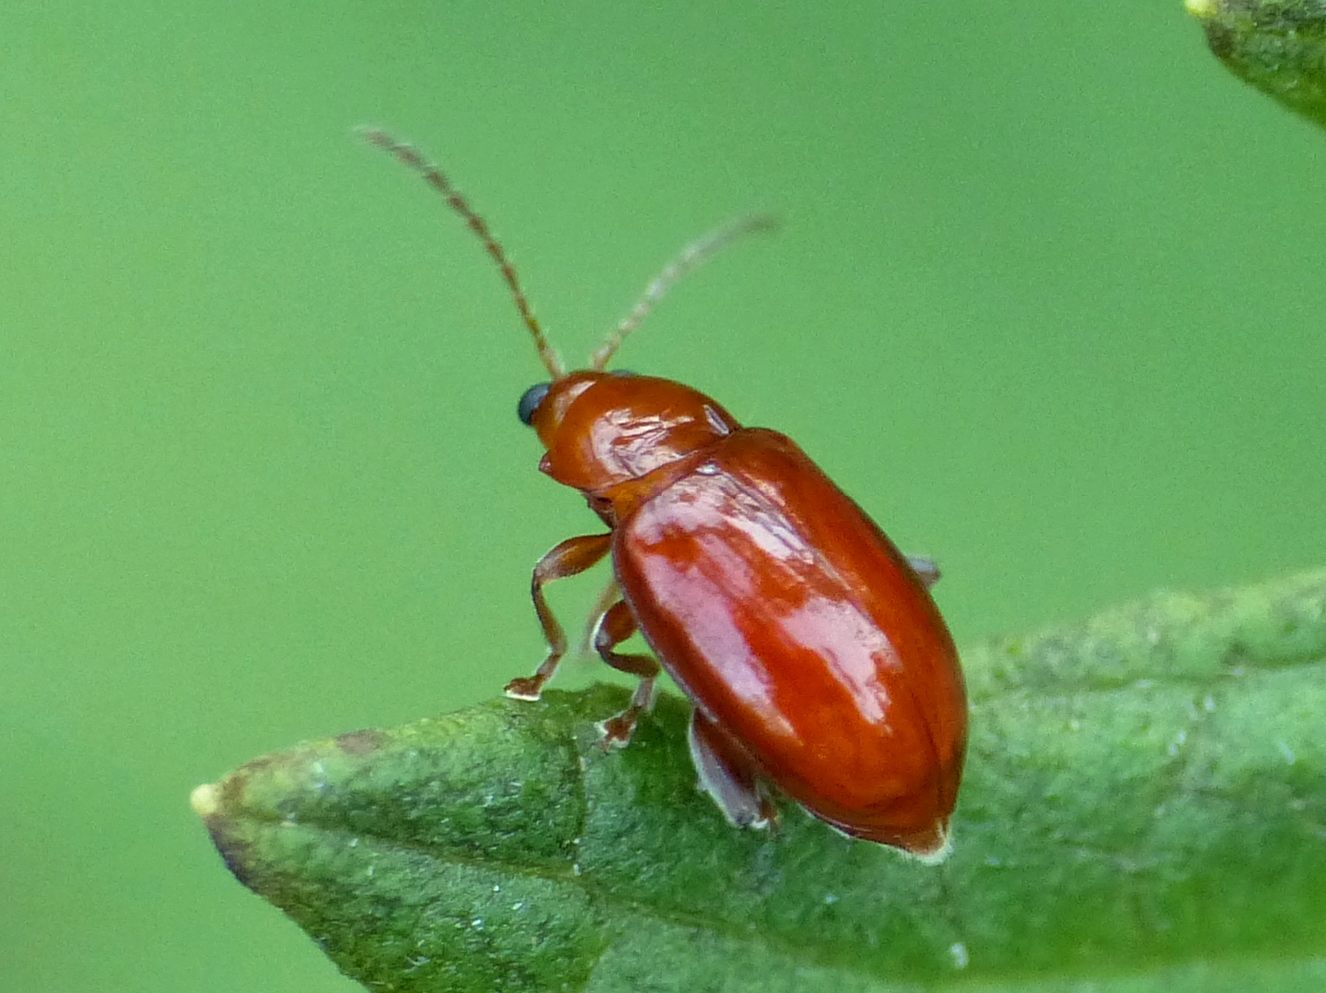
[
  {"x1": 221, "y1": 753, "x2": 290, "y2": 811},
  {"x1": 336, "y1": 728, "x2": 388, "y2": 755},
  {"x1": 218, "y1": 773, "x2": 249, "y2": 813},
  {"x1": 238, "y1": 753, "x2": 279, "y2": 775},
  {"x1": 1203, "y1": 22, "x2": 1236, "y2": 60},
  {"x1": 208, "y1": 820, "x2": 260, "y2": 891}
]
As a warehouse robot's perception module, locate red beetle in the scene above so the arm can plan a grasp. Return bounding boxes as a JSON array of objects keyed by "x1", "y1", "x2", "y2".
[{"x1": 365, "y1": 131, "x2": 967, "y2": 860}]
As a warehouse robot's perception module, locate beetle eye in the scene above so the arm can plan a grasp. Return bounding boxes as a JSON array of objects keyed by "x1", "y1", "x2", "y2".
[{"x1": 517, "y1": 382, "x2": 552, "y2": 426}]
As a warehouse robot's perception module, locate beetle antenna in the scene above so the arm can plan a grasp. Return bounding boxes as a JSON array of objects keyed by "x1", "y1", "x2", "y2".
[
  {"x1": 359, "y1": 127, "x2": 566, "y2": 380},
  {"x1": 590, "y1": 213, "x2": 778, "y2": 371}
]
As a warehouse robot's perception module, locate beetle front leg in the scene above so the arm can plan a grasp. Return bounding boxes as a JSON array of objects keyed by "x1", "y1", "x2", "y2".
[
  {"x1": 592, "y1": 599, "x2": 660, "y2": 748},
  {"x1": 505, "y1": 533, "x2": 612, "y2": 701}
]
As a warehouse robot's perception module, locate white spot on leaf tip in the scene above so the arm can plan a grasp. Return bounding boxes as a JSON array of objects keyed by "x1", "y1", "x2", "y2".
[
  {"x1": 189, "y1": 783, "x2": 219, "y2": 818},
  {"x1": 1277, "y1": 740, "x2": 1297, "y2": 765},
  {"x1": 949, "y1": 941, "x2": 970, "y2": 969}
]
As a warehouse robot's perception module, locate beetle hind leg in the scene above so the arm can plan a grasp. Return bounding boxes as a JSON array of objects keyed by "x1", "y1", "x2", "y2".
[
  {"x1": 592, "y1": 600, "x2": 660, "y2": 748},
  {"x1": 905, "y1": 554, "x2": 941, "y2": 589},
  {"x1": 688, "y1": 711, "x2": 778, "y2": 831}
]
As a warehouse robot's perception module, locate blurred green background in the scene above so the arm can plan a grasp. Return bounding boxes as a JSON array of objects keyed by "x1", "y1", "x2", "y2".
[{"x1": 2, "y1": 2, "x2": 1323, "y2": 991}]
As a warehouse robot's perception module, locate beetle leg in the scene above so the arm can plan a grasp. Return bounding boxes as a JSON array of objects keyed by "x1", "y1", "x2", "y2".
[
  {"x1": 505, "y1": 533, "x2": 612, "y2": 701},
  {"x1": 688, "y1": 711, "x2": 778, "y2": 830},
  {"x1": 906, "y1": 554, "x2": 941, "y2": 589},
  {"x1": 577, "y1": 574, "x2": 621, "y2": 658},
  {"x1": 592, "y1": 599, "x2": 661, "y2": 748}
]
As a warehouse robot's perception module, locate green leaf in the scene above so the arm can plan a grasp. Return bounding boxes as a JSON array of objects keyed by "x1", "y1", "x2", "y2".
[
  {"x1": 1186, "y1": 0, "x2": 1326, "y2": 130},
  {"x1": 194, "y1": 570, "x2": 1326, "y2": 992}
]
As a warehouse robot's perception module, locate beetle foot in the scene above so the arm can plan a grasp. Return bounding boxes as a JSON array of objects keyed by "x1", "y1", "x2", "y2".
[
  {"x1": 595, "y1": 712, "x2": 639, "y2": 749},
  {"x1": 503, "y1": 676, "x2": 545, "y2": 701},
  {"x1": 905, "y1": 554, "x2": 941, "y2": 589}
]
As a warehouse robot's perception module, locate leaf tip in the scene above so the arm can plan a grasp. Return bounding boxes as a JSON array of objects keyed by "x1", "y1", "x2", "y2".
[{"x1": 1184, "y1": 0, "x2": 1218, "y2": 19}]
